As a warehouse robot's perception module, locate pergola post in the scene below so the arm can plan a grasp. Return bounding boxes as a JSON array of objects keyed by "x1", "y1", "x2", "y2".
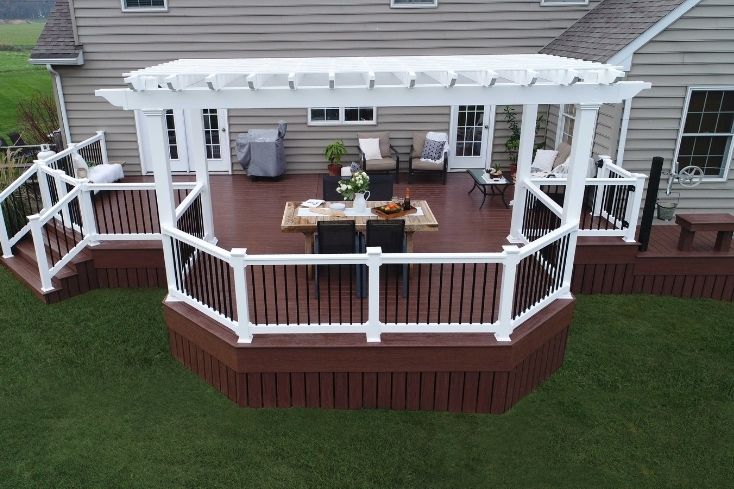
[
  {"x1": 560, "y1": 104, "x2": 600, "y2": 295},
  {"x1": 142, "y1": 109, "x2": 178, "y2": 293},
  {"x1": 185, "y1": 110, "x2": 216, "y2": 243},
  {"x1": 507, "y1": 104, "x2": 539, "y2": 243}
]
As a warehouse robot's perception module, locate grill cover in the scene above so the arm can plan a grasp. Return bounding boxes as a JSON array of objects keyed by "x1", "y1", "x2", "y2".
[{"x1": 235, "y1": 121, "x2": 287, "y2": 177}]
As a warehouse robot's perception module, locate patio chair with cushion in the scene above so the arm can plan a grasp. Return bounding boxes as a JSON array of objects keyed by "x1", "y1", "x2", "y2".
[
  {"x1": 322, "y1": 175, "x2": 344, "y2": 201},
  {"x1": 409, "y1": 131, "x2": 448, "y2": 185},
  {"x1": 357, "y1": 131, "x2": 400, "y2": 182},
  {"x1": 314, "y1": 220, "x2": 362, "y2": 297}
]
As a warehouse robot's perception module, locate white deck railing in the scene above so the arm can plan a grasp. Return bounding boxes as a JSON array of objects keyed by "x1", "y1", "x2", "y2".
[
  {"x1": 162, "y1": 221, "x2": 576, "y2": 344},
  {"x1": 529, "y1": 156, "x2": 646, "y2": 242}
]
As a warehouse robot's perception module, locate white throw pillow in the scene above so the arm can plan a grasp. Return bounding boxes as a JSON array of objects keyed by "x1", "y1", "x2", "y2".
[
  {"x1": 359, "y1": 138, "x2": 382, "y2": 161},
  {"x1": 532, "y1": 149, "x2": 558, "y2": 173}
]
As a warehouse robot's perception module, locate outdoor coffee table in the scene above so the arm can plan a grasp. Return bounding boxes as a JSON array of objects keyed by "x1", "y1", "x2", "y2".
[{"x1": 466, "y1": 169, "x2": 512, "y2": 209}]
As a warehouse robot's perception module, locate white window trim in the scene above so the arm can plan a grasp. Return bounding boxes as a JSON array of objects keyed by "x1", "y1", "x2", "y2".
[
  {"x1": 121, "y1": 0, "x2": 168, "y2": 12},
  {"x1": 390, "y1": 0, "x2": 438, "y2": 9},
  {"x1": 540, "y1": 0, "x2": 589, "y2": 6},
  {"x1": 673, "y1": 86, "x2": 734, "y2": 183},
  {"x1": 307, "y1": 107, "x2": 377, "y2": 126}
]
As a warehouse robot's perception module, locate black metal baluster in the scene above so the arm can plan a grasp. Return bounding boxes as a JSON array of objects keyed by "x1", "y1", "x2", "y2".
[
  {"x1": 415, "y1": 263, "x2": 422, "y2": 324},
  {"x1": 272, "y1": 265, "x2": 280, "y2": 325},
  {"x1": 327, "y1": 264, "x2": 332, "y2": 325},
  {"x1": 426, "y1": 263, "x2": 433, "y2": 324},
  {"x1": 338, "y1": 264, "x2": 343, "y2": 324}
]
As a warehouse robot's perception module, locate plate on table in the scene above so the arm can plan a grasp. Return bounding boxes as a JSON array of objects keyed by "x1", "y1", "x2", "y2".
[{"x1": 329, "y1": 202, "x2": 346, "y2": 211}]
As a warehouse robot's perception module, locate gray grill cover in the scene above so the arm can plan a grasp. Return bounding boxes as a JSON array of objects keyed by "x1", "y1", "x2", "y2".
[{"x1": 235, "y1": 121, "x2": 287, "y2": 177}]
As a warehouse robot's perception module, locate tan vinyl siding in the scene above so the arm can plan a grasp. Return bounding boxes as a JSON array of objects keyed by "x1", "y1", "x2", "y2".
[
  {"x1": 61, "y1": 0, "x2": 599, "y2": 174},
  {"x1": 622, "y1": 0, "x2": 734, "y2": 214},
  {"x1": 592, "y1": 103, "x2": 622, "y2": 158},
  {"x1": 228, "y1": 106, "x2": 450, "y2": 174}
]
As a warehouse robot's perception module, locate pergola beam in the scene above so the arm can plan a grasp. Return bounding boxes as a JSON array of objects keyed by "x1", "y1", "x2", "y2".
[{"x1": 97, "y1": 81, "x2": 649, "y2": 111}]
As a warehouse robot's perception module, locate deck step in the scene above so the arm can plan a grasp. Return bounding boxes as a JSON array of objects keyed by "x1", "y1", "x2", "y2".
[
  {"x1": 1, "y1": 253, "x2": 63, "y2": 302},
  {"x1": 13, "y1": 239, "x2": 79, "y2": 280}
]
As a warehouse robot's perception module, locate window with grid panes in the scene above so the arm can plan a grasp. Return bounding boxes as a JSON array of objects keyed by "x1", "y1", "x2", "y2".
[{"x1": 676, "y1": 89, "x2": 734, "y2": 179}]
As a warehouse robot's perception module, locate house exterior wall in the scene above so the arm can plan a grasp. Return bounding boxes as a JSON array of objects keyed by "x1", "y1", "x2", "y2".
[
  {"x1": 58, "y1": 0, "x2": 600, "y2": 174},
  {"x1": 622, "y1": 0, "x2": 734, "y2": 213}
]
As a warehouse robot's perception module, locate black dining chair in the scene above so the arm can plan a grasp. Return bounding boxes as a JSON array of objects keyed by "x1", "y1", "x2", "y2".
[
  {"x1": 363, "y1": 219, "x2": 408, "y2": 297},
  {"x1": 322, "y1": 175, "x2": 346, "y2": 201},
  {"x1": 367, "y1": 174, "x2": 395, "y2": 201},
  {"x1": 314, "y1": 220, "x2": 362, "y2": 297}
]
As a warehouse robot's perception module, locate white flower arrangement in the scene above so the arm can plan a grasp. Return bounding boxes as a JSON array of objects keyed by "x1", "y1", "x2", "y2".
[{"x1": 335, "y1": 171, "x2": 370, "y2": 201}]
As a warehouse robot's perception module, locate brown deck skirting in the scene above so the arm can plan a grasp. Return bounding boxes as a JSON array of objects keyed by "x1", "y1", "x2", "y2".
[{"x1": 164, "y1": 297, "x2": 575, "y2": 413}]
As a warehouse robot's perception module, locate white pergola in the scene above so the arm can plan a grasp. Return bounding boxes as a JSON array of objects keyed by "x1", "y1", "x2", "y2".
[{"x1": 96, "y1": 54, "x2": 650, "y2": 340}]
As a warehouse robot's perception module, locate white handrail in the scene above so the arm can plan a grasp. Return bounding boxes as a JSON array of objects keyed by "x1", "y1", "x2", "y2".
[
  {"x1": 37, "y1": 185, "x2": 83, "y2": 225},
  {"x1": 175, "y1": 183, "x2": 204, "y2": 219},
  {"x1": 36, "y1": 132, "x2": 103, "y2": 166},
  {"x1": 0, "y1": 163, "x2": 39, "y2": 201},
  {"x1": 525, "y1": 180, "x2": 563, "y2": 217},
  {"x1": 519, "y1": 222, "x2": 576, "y2": 256},
  {"x1": 37, "y1": 165, "x2": 80, "y2": 186},
  {"x1": 163, "y1": 224, "x2": 231, "y2": 262}
]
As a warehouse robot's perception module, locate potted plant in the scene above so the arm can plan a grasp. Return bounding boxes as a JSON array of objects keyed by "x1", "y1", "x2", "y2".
[
  {"x1": 324, "y1": 140, "x2": 347, "y2": 176},
  {"x1": 503, "y1": 106, "x2": 546, "y2": 175},
  {"x1": 489, "y1": 161, "x2": 503, "y2": 178}
]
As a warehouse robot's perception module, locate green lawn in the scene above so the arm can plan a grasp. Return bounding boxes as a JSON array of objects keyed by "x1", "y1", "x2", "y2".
[
  {"x1": 0, "y1": 266, "x2": 732, "y2": 488},
  {"x1": 0, "y1": 22, "x2": 52, "y2": 137}
]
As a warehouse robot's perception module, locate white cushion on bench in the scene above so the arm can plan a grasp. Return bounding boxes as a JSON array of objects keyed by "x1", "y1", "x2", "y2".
[{"x1": 88, "y1": 163, "x2": 124, "y2": 184}]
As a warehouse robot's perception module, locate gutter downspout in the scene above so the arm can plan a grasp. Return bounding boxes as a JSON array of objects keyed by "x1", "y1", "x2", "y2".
[
  {"x1": 46, "y1": 64, "x2": 72, "y2": 145},
  {"x1": 616, "y1": 98, "x2": 632, "y2": 167}
]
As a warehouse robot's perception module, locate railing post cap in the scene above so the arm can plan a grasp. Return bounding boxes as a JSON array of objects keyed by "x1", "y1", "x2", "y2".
[
  {"x1": 231, "y1": 248, "x2": 248, "y2": 257},
  {"x1": 27, "y1": 213, "x2": 41, "y2": 221},
  {"x1": 366, "y1": 246, "x2": 382, "y2": 255},
  {"x1": 502, "y1": 244, "x2": 521, "y2": 254}
]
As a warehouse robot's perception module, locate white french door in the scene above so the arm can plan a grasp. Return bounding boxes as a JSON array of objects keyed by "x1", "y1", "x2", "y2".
[
  {"x1": 201, "y1": 108, "x2": 231, "y2": 173},
  {"x1": 136, "y1": 108, "x2": 231, "y2": 173},
  {"x1": 449, "y1": 105, "x2": 494, "y2": 170}
]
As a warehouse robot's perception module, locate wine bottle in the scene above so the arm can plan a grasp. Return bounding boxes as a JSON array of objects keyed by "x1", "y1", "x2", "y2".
[{"x1": 403, "y1": 187, "x2": 412, "y2": 210}]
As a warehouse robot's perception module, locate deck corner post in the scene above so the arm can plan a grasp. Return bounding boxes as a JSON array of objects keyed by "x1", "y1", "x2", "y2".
[
  {"x1": 508, "y1": 104, "x2": 539, "y2": 243},
  {"x1": 365, "y1": 246, "x2": 383, "y2": 342},
  {"x1": 35, "y1": 163, "x2": 54, "y2": 211},
  {"x1": 186, "y1": 110, "x2": 216, "y2": 243},
  {"x1": 623, "y1": 173, "x2": 647, "y2": 243},
  {"x1": 231, "y1": 248, "x2": 253, "y2": 344},
  {"x1": 79, "y1": 180, "x2": 99, "y2": 246},
  {"x1": 495, "y1": 245, "x2": 521, "y2": 342},
  {"x1": 0, "y1": 209, "x2": 11, "y2": 258},
  {"x1": 28, "y1": 214, "x2": 53, "y2": 292}
]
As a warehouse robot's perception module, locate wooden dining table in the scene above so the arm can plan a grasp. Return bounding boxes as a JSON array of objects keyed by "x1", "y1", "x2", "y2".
[{"x1": 281, "y1": 199, "x2": 439, "y2": 255}]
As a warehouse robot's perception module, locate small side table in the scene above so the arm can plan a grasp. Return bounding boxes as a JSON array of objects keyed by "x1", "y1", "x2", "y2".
[
  {"x1": 675, "y1": 213, "x2": 734, "y2": 252},
  {"x1": 467, "y1": 169, "x2": 512, "y2": 209}
]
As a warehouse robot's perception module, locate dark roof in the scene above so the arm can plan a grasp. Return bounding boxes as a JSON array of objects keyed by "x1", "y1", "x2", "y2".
[
  {"x1": 30, "y1": 0, "x2": 82, "y2": 62},
  {"x1": 541, "y1": 0, "x2": 693, "y2": 63}
]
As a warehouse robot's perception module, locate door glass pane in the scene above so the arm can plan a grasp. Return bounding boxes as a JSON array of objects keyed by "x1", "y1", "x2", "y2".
[
  {"x1": 165, "y1": 109, "x2": 178, "y2": 160},
  {"x1": 203, "y1": 109, "x2": 221, "y2": 160},
  {"x1": 455, "y1": 105, "x2": 484, "y2": 157}
]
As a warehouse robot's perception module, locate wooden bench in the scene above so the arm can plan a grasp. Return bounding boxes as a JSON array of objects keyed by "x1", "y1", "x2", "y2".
[{"x1": 675, "y1": 213, "x2": 734, "y2": 252}]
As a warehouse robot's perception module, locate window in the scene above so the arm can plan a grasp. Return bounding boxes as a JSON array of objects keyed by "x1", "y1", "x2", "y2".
[
  {"x1": 122, "y1": 0, "x2": 167, "y2": 11},
  {"x1": 308, "y1": 107, "x2": 377, "y2": 126},
  {"x1": 675, "y1": 88, "x2": 734, "y2": 179},
  {"x1": 540, "y1": 0, "x2": 589, "y2": 6},
  {"x1": 203, "y1": 109, "x2": 221, "y2": 160},
  {"x1": 165, "y1": 110, "x2": 178, "y2": 160},
  {"x1": 559, "y1": 104, "x2": 576, "y2": 145},
  {"x1": 391, "y1": 0, "x2": 438, "y2": 7}
]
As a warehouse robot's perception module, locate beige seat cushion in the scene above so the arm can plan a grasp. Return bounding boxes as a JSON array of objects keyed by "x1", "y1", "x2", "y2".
[
  {"x1": 553, "y1": 142, "x2": 572, "y2": 167},
  {"x1": 365, "y1": 157, "x2": 397, "y2": 171},
  {"x1": 412, "y1": 159, "x2": 444, "y2": 171},
  {"x1": 412, "y1": 132, "x2": 427, "y2": 157},
  {"x1": 358, "y1": 131, "x2": 390, "y2": 156}
]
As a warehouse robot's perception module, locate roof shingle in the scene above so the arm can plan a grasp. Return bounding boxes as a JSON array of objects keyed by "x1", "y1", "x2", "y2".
[
  {"x1": 30, "y1": 0, "x2": 82, "y2": 61},
  {"x1": 541, "y1": 0, "x2": 692, "y2": 63}
]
